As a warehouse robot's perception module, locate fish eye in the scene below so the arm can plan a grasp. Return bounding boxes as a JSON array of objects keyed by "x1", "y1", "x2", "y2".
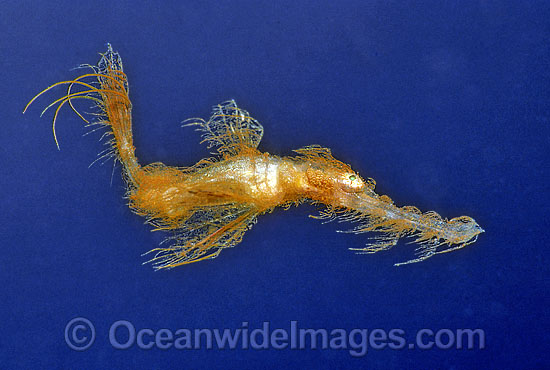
[{"x1": 339, "y1": 173, "x2": 364, "y2": 193}]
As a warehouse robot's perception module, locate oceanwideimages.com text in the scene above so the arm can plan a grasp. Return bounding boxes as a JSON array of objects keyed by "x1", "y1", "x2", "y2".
[{"x1": 65, "y1": 318, "x2": 485, "y2": 356}]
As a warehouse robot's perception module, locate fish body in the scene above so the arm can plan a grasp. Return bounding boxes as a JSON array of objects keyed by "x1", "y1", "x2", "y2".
[{"x1": 25, "y1": 45, "x2": 483, "y2": 269}]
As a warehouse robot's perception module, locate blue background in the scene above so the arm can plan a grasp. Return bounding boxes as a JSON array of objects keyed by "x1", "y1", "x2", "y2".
[{"x1": 2, "y1": 1, "x2": 549, "y2": 369}]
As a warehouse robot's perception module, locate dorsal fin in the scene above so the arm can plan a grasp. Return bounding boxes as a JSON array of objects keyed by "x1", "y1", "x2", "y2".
[{"x1": 185, "y1": 100, "x2": 264, "y2": 157}]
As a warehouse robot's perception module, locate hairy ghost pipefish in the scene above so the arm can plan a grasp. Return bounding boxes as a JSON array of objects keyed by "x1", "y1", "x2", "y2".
[{"x1": 24, "y1": 45, "x2": 484, "y2": 269}]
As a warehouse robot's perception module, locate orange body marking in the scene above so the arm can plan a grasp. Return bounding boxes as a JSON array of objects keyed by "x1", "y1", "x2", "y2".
[{"x1": 24, "y1": 45, "x2": 483, "y2": 269}]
